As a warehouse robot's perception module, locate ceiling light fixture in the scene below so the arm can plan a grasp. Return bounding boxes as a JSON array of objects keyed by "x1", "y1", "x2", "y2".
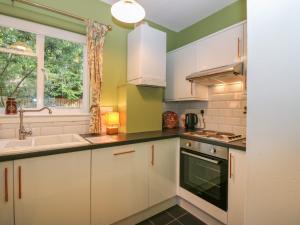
[{"x1": 111, "y1": 0, "x2": 145, "y2": 24}]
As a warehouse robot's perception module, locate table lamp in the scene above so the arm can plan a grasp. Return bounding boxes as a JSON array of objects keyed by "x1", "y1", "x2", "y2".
[{"x1": 105, "y1": 112, "x2": 119, "y2": 135}]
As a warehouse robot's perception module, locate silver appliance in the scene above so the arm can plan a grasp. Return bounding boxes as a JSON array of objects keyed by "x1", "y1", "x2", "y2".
[
  {"x1": 180, "y1": 138, "x2": 229, "y2": 211},
  {"x1": 183, "y1": 130, "x2": 244, "y2": 143},
  {"x1": 186, "y1": 62, "x2": 244, "y2": 86}
]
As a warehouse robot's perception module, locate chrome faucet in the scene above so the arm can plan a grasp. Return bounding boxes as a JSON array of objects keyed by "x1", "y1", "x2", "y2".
[{"x1": 19, "y1": 107, "x2": 52, "y2": 140}]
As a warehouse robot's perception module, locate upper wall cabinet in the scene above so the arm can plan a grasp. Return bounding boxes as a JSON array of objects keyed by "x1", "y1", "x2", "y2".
[
  {"x1": 165, "y1": 45, "x2": 208, "y2": 101},
  {"x1": 197, "y1": 24, "x2": 244, "y2": 71},
  {"x1": 128, "y1": 23, "x2": 167, "y2": 87},
  {"x1": 165, "y1": 22, "x2": 246, "y2": 101}
]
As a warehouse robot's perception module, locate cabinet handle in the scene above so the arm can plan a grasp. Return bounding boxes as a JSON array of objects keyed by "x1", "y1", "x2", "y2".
[
  {"x1": 18, "y1": 166, "x2": 22, "y2": 199},
  {"x1": 4, "y1": 168, "x2": 8, "y2": 202},
  {"x1": 113, "y1": 150, "x2": 135, "y2": 156},
  {"x1": 190, "y1": 81, "x2": 193, "y2": 96},
  {"x1": 229, "y1": 153, "x2": 233, "y2": 179},
  {"x1": 151, "y1": 145, "x2": 155, "y2": 166},
  {"x1": 237, "y1": 38, "x2": 241, "y2": 58}
]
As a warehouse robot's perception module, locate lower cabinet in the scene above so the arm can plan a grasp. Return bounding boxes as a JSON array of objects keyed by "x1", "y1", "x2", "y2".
[
  {"x1": 91, "y1": 143, "x2": 149, "y2": 225},
  {"x1": 91, "y1": 138, "x2": 178, "y2": 225},
  {"x1": 14, "y1": 151, "x2": 91, "y2": 225},
  {"x1": 228, "y1": 148, "x2": 246, "y2": 225},
  {"x1": 0, "y1": 138, "x2": 178, "y2": 225},
  {"x1": 0, "y1": 161, "x2": 14, "y2": 225},
  {"x1": 149, "y1": 139, "x2": 177, "y2": 206}
]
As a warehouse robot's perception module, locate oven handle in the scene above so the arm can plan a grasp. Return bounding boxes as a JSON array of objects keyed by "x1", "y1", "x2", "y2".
[{"x1": 181, "y1": 151, "x2": 220, "y2": 164}]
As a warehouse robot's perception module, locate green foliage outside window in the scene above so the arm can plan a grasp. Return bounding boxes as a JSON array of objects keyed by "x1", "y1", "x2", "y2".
[{"x1": 0, "y1": 26, "x2": 84, "y2": 109}]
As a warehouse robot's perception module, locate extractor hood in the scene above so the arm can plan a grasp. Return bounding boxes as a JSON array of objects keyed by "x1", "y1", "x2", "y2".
[{"x1": 186, "y1": 62, "x2": 244, "y2": 86}]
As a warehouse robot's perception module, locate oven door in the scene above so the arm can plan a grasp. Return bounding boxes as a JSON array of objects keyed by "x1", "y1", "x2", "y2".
[{"x1": 180, "y1": 148, "x2": 228, "y2": 211}]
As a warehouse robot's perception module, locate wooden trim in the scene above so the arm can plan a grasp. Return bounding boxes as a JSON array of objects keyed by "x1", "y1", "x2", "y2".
[
  {"x1": 4, "y1": 168, "x2": 8, "y2": 202},
  {"x1": 151, "y1": 145, "x2": 155, "y2": 166},
  {"x1": 113, "y1": 150, "x2": 135, "y2": 156},
  {"x1": 18, "y1": 166, "x2": 22, "y2": 199},
  {"x1": 229, "y1": 153, "x2": 232, "y2": 179}
]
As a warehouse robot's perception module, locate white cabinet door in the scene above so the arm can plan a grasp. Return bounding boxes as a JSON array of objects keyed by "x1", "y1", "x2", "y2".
[
  {"x1": 0, "y1": 161, "x2": 14, "y2": 225},
  {"x1": 197, "y1": 24, "x2": 244, "y2": 71},
  {"x1": 14, "y1": 151, "x2": 91, "y2": 225},
  {"x1": 149, "y1": 139, "x2": 177, "y2": 206},
  {"x1": 91, "y1": 144, "x2": 148, "y2": 225},
  {"x1": 165, "y1": 46, "x2": 208, "y2": 101},
  {"x1": 228, "y1": 149, "x2": 246, "y2": 225},
  {"x1": 175, "y1": 45, "x2": 197, "y2": 100},
  {"x1": 128, "y1": 24, "x2": 166, "y2": 87},
  {"x1": 165, "y1": 52, "x2": 176, "y2": 100}
]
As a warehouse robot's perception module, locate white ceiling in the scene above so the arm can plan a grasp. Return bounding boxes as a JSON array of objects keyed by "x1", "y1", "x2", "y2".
[{"x1": 101, "y1": 0, "x2": 238, "y2": 32}]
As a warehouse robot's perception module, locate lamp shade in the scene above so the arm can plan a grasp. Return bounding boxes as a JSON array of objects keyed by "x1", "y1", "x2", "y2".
[
  {"x1": 111, "y1": 0, "x2": 145, "y2": 24},
  {"x1": 105, "y1": 112, "x2": 120, "y2": 126}
]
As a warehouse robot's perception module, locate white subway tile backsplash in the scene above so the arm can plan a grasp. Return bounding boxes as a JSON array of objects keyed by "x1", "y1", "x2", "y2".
[
  {"x1": 164, "y1": 83, "x2": 247, "y2": 135},
  {"x1": 218, "y1": 124, "x2": 233, "y2": 133},
  {"x1": 63, "y1": 125, "x2": 89, "y2": 134},
  {"x1": 0, "y1": 129, "x2": 16, "y2": 139},
  {"x1": 205, "y1": 123, "x2": 218, "y2": 130},
  {"x1": 40, "y1": 126, "x2": 64, "y2": 136}
]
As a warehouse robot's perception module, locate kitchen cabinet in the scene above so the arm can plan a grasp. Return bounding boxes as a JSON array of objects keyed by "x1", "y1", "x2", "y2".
[
  {"x1": 0, "y1": 161, "x2": 14, "y2": 225},
  {"x1": 228, "y1": 148, "x2": 246, "y2": 225},
  {"x1": 128, "y1": 23, "x2": 166, "y2": 87},
  {"x1": 13, "y1": 151, "x2": 91, "y2": 225},
  {"x1": 197, "y1": 24, "x2": 244, "y2": 71},
  {"x1": 149, "y1": 138, "x2": 177, "y2": 206},
  {"x1": 165, "y1": 22, "x2": 246, "y2": 101},
  {"x1": 165, "y1": 45, "x2": 208, "y2": 101},
  {"x1": 91, "y1": 144, "x2": 149, "y2": 225}
]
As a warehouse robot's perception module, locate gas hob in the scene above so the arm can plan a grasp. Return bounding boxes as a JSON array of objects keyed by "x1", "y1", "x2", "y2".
[{"x1": 183, "y1": 130, "x2": 244, "y2": 143}]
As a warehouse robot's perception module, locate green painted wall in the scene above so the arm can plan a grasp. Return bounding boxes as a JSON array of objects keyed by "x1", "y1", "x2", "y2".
[
  {"x1": 0, "y1": 0, "x2": 176, "y2": 132},
  {"x1": 171, "y1": 0, "x2": 247, "y2": 50},
  {"x1": 0, "y1": 0, "x2": 175, "y2": 101},
  {"x1": 126, "y1": 85, "x2": 163, "y2": 133},
  {"x1": 0, "y1": 0, "x2": 246, "y2": 133}
]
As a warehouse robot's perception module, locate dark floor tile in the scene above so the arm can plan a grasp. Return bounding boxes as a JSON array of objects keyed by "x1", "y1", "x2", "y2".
[
  {"x1": 178, "y1": 214, "x2": 206, "y2": 225},
  {"x1": 149, "y1": 211, "x2": 174, "y2": 225},
  {"x1": 167, "y1": 220, "x2": 182, "y2": 225},
  {"x1": 136, "y1": 220, "x2": 153, "y2": 225},
  {"x1": 167, "y1": 205, "x2": 187, "y2": 218}
]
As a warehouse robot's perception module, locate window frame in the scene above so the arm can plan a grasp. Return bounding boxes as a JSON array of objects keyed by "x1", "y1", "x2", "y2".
[{"x1": 0, "y1": 15, "x2": 89, "y2": 115}]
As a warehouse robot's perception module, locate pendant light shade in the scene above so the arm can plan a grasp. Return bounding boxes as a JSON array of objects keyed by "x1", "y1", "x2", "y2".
[{"x1": 111, "y1": 0, "x2": 145, "y2": 24}]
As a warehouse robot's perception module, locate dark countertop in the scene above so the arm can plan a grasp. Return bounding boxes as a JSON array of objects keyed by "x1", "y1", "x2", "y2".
[{"x1": 0, "y1": 129, "x2": 245, "y2": 162}]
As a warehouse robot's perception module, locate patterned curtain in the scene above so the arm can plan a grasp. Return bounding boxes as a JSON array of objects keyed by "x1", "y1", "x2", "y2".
[{"x1": 87, "y1": 20, "x2": 109, "y2": 133}]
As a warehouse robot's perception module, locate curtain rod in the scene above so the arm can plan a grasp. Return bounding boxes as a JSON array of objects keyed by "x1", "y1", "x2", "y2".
[{"x1": 11, "y1": 0, "x2": 112, "y2": 31}]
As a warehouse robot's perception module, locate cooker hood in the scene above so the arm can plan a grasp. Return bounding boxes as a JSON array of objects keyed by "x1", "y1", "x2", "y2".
[{"x1": 186, "y1": 62, "x2": 244, "y2": 86}]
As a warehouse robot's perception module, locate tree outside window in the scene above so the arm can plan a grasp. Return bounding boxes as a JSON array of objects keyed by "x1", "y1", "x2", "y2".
[{"x1": 0, "y1": 25, "x2": 85, "y2": 111}]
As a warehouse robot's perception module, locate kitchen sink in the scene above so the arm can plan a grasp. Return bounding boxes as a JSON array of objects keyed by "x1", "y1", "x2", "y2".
[
  {"x1": 0, "y1": 134, "x2": 90, "y2": 155},
  {"x1": 33, "y1": 134, "x2": 86, "y2": 146}
]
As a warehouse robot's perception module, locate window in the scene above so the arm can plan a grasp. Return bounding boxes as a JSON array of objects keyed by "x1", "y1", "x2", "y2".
[{"x1": 0, "y1": 15, "x2": 88, "y2": 114}]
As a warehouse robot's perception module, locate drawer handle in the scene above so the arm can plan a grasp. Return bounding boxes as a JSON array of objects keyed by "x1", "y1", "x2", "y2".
[
  {"x1": 4, "y1": 168, "x2": 8, "y2": 202},
  {"x1": 151, "y1": 145, "x2": 155, "y2": 166},
  {"x1": 18, "y1": 166, "x2": 22, "y2": 199},
  {"x1": 113, "y1": 150, "x2": 135, "y2": 156},
  {"x1": 237, "y1": 38, "x2": 241, "y2": 58},
  {"x1": 229, "y1": 153, "x2": 233, "y2": 179}
]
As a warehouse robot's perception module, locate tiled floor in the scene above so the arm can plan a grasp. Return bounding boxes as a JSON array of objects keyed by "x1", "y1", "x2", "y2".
[{"x1": 136, "y1": 205, "x2": 206, "y2": 225}]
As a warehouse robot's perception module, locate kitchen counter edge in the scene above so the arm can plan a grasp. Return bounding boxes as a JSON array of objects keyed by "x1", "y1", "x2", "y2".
[{"x1": 0, "y1": 129, "x2": 246, "y2": 162}]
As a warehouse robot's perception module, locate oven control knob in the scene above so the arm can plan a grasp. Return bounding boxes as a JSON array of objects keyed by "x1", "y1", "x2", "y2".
[
  {"x1": 210, "y1": 147, "x2": 217, "y2": 154},
  {"x1": 186, "y1": 142, "x2": 192, "y2": 147}
]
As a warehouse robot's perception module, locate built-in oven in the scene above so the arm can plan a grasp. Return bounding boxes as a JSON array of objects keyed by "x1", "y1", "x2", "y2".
[{"x1": 180, "y1": 138, "x2": 228, "y2": 211}]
